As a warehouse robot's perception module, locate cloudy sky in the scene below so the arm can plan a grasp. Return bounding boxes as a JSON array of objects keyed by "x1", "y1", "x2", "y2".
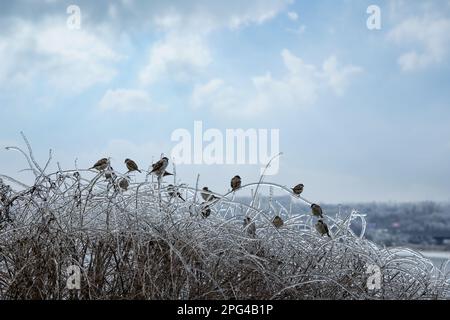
[{"x1": 1, "y1": 0, "x2": 450, "y2": 203}]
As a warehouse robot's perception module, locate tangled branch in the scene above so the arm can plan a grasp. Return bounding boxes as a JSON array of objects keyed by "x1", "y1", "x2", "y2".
[{"x1": 0, "y1": 135, "x2": 448, "y2": 300}]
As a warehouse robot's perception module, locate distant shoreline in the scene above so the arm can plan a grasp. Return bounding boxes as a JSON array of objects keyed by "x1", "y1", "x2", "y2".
[
  {"x1": 386, "y1": 245, "x2": 450, "y2": 263},
  {"x1": 406, "y1": 244, "x2": 450, "y2": 254},
  {"x1": 418, "y1": 250, "x2": 450, "y2": 260}
]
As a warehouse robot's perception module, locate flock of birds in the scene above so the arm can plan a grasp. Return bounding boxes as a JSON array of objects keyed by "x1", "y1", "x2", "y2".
[{"x1": 89, "y1": 157, "x2": 331, "y2": 239}]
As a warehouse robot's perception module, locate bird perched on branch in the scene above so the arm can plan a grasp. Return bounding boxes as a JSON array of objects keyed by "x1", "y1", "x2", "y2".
[
  {"x1": 230, "y1": 175, "x2": 242, "y2": 191},
  {"x1": 243, "y1": 217, "x2": 256, "y2": 237},
  {"x1": 315, "y1": 220, "x2": 331, "y2": 238},
  {"x1": 201, "y1": 205, "x2": 211, "y2": 218},
  {"x1": 118, "y1": 178, "x2": 129, "y2": 191},
  {"x1": 201, "y1": 187, "x2": 218, "y2": 202},
  {"x1": 150, "y1": 157, "x2": 169, "y2": 177},
  {"x1": 90, "y1": 158, "x2": 109, "y2": 171},
  {"x1": 272, "y1": 215, "x2": 284, "y2": 228},
  {"x1": 311, "y1": 203, "x2": 324, "y2": 218},
  {"x1": 201, "y1": 187, "x2": 212, "y2": 201},
  {"x1": 292, "y1": 184, "x2": 304, "y2": 196},
  {"x1": 167, "y1": 184, "x2": 185, "y2": 201},
  {"x1": 125, "y1": 159, "x2": 141, "y2": 173}
]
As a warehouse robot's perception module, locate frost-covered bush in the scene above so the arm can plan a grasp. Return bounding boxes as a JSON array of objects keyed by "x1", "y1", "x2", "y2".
[{"x1": 0, "y1": 135, "x2": 448, "y2": 300}]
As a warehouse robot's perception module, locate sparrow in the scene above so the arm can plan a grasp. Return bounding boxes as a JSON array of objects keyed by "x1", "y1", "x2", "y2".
[
  {"x1": 201, "y1": 187, "x2": 212, "y2": 201},
  {"x1": 90, "y1": 158, "x2": 108, "y2": 171},
  {"x1": 315, "y1": 220, "x2": 331, "y2": 238},
  {"x1": 167, "y1": 184, "x2": 185, "y2": 201},
  {"x1": 125, "y1": 159, "x2": 142, "y2": 173},
  {"x1": 118, "y1": 178, "x2": 129, "y2": 191},
  {"x1": 243, "y1": 217, "x2": 256, "y2": 237},
  {"x1": 150, "y1": 157, "x2": 169, "y2": 177},
  {"x1": 311, "y1": 204, "x2": 324, "y2": 218},
  {"x1": 272, "y1": 215, "x2": 284, "y2": 228},
  {"x1": 201, "y1": 187, "x2": 218, "y2": 202},
  {"x1": 230, "y1": 175, "x2": 242, "y2": 191},
  {"x1": 201, "y1": 205, "x2": 211, "y2": 218},
  {"x1": 292, "y1": 184, "x2": 304, "y2": 196}
]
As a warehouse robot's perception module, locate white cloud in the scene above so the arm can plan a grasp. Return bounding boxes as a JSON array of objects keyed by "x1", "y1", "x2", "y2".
[
  {"x1": 322, "y1": 56, "x2": 363, "y2": 95},
  {"x1": 286, "y1": 25, "x2": 306, "y2": 35},
  {"x1": 192, "y1": 79, "x2": 226, "y2": 108},
  {"x1": 98, "y1": 89, "x2": 164, "y2": 112},
  {"x1": 138, "y1": 1, "x2": 292, "y2": 85},
  {"x1": 192, "y1": 50, "x2": 362, "y2": 117},
  {"x1": 153, "y1": 13, "x2": 184, "y2": 30},
  {"x1": 0, "y1": 18, "x2": 121, "y2": 92},
  {"x1": 151, "y1": 0, "x2": 292, "y2": 32},
  {"x1": 287, "y1": 11, "x2": 299, "y2": 21},
  {"x1": 0, "y1": 1, "x2": 292, "y2": 34},
  {"x1": 0, "y1": 1, "x2": 293, "y2": 92},
  {"x1": 192, "y1": 78, "x2": 244, "y2": 115},
  {"x1": 388, "y1": 16, "x2": 450, "y2": 71},
  {"x1": 139, "y1": 34, "x2": 212, "y2": 85}
]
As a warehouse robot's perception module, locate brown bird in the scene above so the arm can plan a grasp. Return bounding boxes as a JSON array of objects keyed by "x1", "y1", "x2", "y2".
[
  {"x1": 150, "y1": 157, "x2": 169, "y2": 176},
  {"x1": 292, "y1": 184, "x2": 304, "y2": 195},
  {"x1": 118, "y1": 178, "x2": 129, "y2": 191},
  {"x1": 201, "y1": 205, "x2": 211, "y2": 218},
  {"x1": 167, "y1": 184, "x2": 185, "y2": 201},
  {"x1": 243, "y1": 217, "x2": 256, "y2": 237},
  {"x1": 315, "y1": 220, "x2": 331, "y2": 238},
  {"x1": 201, "y1": 187, "x2": 218, "y2": 202},
  {"x1": 311, "y1": 203, "x2": 324, "y2": 218},
  {"x1": 272, "y1": 215, "x2": 284, "y2": 228},
  {"x1": 90, "y1": 158, "x2": 108, "y2": 171},
  {"x1": 201, "y1": 187, "x2": 212, "y2": 201},
  {"x1": 230, "y1": 175, "x2": 242, "y2": 191},
  {"x1": 125, "y1": 159, "x2": 141, "y2": 173}
]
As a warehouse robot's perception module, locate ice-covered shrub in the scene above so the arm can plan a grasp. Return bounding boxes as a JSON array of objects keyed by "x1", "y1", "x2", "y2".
[{"x1": 0, "y1": 135, "x2": 448, "y2": 300}]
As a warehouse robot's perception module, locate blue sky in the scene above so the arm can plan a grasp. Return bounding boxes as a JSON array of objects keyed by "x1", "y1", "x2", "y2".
[{"x1": 1, "y1": 0, "x2": 450, "y2": 203}]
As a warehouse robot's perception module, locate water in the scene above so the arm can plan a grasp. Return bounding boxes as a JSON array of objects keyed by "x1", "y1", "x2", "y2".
[{"x1": 419, "y1": 251, "x2": 450, "y2": 273}]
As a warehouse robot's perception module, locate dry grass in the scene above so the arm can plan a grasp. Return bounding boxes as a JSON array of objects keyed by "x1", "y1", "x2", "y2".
[{"x1": 0, "y1": 134, "x2": 449, "y2": 300}]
